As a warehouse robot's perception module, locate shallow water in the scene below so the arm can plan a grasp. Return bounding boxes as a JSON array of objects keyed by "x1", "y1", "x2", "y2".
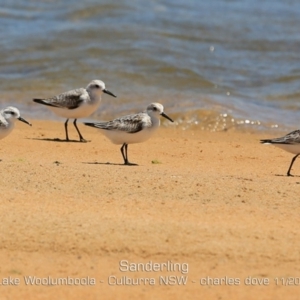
[{"x1": 0, "y1": 0, "x2": 300, "y2": 131}]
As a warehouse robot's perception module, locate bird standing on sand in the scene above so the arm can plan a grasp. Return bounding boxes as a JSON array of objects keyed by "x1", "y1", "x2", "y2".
[
  {"x1": 261, "y1": 129, "x2": 300, "y2": 176},
  {"x1": 33, "y1": 80, "x2": 116, "y2": 142},
  {"x1": 0, "y1": 106, "x2": 31, "y2": 141},
  {"x1": 84, "y1": 102, "x2": 174, "y2": 165}
]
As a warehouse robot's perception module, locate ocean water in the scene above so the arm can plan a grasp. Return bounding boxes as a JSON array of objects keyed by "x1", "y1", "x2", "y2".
[{"x1": 0, "y1": 0, "x2": 300, "y2": 131}]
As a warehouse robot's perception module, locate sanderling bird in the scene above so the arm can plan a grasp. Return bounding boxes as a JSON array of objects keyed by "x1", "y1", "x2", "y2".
[
  {"x1": 261, "y1": 129, "x2": 300, "y2": 176},
  {"x1": 33, "y1": 80, "x2": 116, "y2": 142},
  {"x1": 84, "y1": 103, "x2": 174, "y2": 165},
  {"x1": 0, "y1": 106, "x2": 31, "y2": 141}
]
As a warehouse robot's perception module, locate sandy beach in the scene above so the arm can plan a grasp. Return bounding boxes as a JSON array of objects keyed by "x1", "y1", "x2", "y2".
[{"x1": 0, "y1": 120, "x2": 300, "y2": 299}]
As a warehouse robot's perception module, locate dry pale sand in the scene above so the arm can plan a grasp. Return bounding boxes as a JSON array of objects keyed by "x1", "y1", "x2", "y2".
[{"x1": 0, "y1": 120, "x2": 300, "y2": 300}]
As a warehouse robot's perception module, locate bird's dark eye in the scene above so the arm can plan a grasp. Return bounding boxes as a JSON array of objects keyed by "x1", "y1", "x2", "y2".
[
  {"x1": 153, "y1": 107, "x2": 157, "y2": 111},
  {"x1": 95, "y1": 84, "x2": 100, "y2": 88}
]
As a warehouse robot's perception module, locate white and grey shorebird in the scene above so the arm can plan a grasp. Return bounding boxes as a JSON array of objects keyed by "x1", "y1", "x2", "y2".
[
  {"x1": 84, "y1": 103, "x2": 174, "y2": 165},
  {"x1": 0, "y1": 106, "x2": 31, "y2": 141},
  {"x1": 33, "y1": 80, "x2": 116, "y2": 142},
  {"x1": 261, "y1": 129, "x2": 300, "y2": 176}
]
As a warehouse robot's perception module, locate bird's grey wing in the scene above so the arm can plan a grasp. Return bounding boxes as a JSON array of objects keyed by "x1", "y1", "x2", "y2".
[
  {"x1": 34, "y1": 88, "x2": 86, "y2": 109},
  {"x1": 262, "y1": 129, "x2": 300, "y2": 144},
  {"x1": 94, "y1": 113, "x2": 151, "y2": 133}
]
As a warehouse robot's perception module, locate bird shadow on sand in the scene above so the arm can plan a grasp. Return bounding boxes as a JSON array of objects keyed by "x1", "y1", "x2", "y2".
[
  {"x1": 275, "y1": 174, "x2": 300, "y2": 178},
  {"x1": 28, "y1": 138, "x2": 90, "y2": 143},
  {"x1": 82, "y1": 161, "x2": 139, "y2": 166}
]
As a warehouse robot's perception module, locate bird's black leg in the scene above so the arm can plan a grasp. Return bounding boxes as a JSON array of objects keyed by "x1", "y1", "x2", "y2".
[
  {"x1": 73, "y1": 119, "x2": 87, "y2": 142},
  {"x1": 287, "y1": 153, "x2": 300, "y2": 176},
  {"x1": 64, "y1": 119, "x2": 69, "y2": 141},
  {"x1": 125, "y1": 144, "x2": 129, "y2": 164},
  {"x1": 120, "y1": 143, "x2": 127, "y2": 164},
  {"x1": 122, "y1": 143, "x2": 137, "y2": 165}
]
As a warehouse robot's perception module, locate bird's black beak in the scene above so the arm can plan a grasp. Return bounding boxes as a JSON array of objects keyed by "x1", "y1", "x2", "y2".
[
  {"x1": 103, "y1": 89, "x2": 117, "y2": 98},
  {"x1": 18, "y1": 117, "x2": 32, "y2": 126},
  {"x1": 161, "y1": 112, "x2": 174, "y2": 122}
]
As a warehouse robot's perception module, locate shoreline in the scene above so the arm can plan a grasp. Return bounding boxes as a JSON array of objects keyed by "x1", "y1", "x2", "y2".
[
  {"x1": 1, "y1": 99, "x2": 296, "y2": 134},
  {"x1": 0, "y1": 120, "x2": 299, "y2": 299}
]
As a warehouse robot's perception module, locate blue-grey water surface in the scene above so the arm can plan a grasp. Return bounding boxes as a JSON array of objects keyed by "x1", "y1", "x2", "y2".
[{"x1": 1, "y1": 0, "x2": 300, "y2": 131}]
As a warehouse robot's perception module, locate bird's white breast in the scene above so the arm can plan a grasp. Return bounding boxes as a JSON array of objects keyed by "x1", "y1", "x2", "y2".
[{"x1": 0, "y1": 120, "x2": 14, "y2": 140}]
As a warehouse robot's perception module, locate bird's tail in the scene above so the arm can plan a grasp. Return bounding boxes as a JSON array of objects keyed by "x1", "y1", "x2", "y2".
[
  {"x1": 84, "y1": 122, "x2": 97, "y2": 128},
  {"x1": 260, "y1": 139, "x2": 272, "y2": 144},
  {"x1": 33, "y1": 99, "x2": 44, "y2": 104},
  {"x1": 84, "y1": 122, "x2": 108, "y2": 130},
  {"x1": 33, "y1": 99, "x2": 56, "y2": 108}
]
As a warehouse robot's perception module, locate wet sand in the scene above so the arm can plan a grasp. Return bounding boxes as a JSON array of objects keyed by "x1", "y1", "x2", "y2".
[{"x1": 0, "y1": 120, "x2": 300, "y2": 299}]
